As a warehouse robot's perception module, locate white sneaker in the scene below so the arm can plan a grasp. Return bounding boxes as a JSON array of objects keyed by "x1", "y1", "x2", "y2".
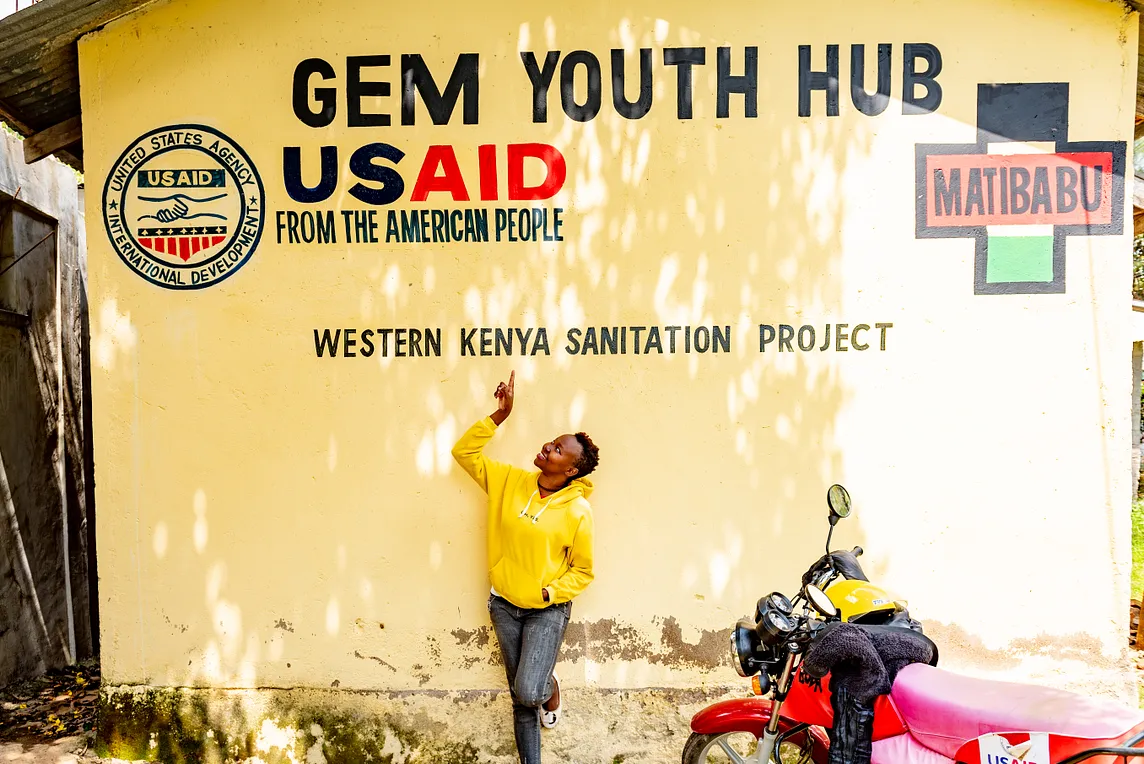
[{"x1": 540, "y1": 671, "x2": 561, "y2": 729}]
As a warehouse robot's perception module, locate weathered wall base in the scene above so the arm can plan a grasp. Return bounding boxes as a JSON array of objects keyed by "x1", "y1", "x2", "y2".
[
  {"x1": 96, "y1": 627, "x2": 1137, "y2": 764},
  {"x1": 97, "y1": 684, "x2": 739, "y2": 764},
  {"x1": 94, "y1": 613, "x2": 1139, "y2": 763},
  {"x1": 922, "y1": 621, "x2": 1136, "y2": 702}
]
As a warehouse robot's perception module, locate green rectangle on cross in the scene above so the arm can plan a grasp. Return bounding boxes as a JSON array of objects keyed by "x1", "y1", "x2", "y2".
[{"x1": 985, "y1": 236, "x2": 1054, "y2": 283}]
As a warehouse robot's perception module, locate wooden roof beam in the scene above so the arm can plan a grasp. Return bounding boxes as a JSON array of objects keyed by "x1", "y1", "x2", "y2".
[
  {"x1": 23, "y1": 115, "x2": 81, "y2": 164},
  {"x1": 0, "y1": 94, "x2": 33, "y2": 135}
]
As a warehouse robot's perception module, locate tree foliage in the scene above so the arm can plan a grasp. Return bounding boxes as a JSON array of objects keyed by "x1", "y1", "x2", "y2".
[{"x1": 1135, "y1": 234, "x2": 1144, "y2": 301}]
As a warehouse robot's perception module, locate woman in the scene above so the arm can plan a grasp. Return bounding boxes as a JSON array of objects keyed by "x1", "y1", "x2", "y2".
[{"x1": 451, "y1": 370, "x2": 600, "y2": 764}]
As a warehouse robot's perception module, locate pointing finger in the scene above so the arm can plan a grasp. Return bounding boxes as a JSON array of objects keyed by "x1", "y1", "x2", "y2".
[{"x1": 508, "y1": 370, "x2": 515, "y2": 393}]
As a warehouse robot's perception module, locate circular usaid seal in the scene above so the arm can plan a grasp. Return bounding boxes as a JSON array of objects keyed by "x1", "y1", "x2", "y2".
[{"x1": 102, "y1": 124, "x2": 264, "y2": 290}]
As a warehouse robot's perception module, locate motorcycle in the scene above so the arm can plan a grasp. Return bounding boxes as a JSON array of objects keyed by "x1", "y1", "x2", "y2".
[{"x1": 683, "y1": 485, "x2": 1144, "y2": 764}]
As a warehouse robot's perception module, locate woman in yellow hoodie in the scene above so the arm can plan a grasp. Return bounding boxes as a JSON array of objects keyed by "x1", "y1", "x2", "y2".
[{"x1": 452, "y1": 371, "x2": 599, "y2": 764}]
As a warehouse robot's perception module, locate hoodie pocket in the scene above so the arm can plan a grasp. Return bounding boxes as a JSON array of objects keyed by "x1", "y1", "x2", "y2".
[{"x1": 489, "y1": 557, "x2": 547, "y2": 609}]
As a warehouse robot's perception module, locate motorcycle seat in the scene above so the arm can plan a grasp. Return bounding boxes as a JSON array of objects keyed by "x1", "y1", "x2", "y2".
[{"x1": 890, "y1": 663, "x2": 1144, "y2": 759}]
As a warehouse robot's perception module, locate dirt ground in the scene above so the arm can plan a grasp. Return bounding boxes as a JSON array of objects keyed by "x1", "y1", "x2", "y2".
[
  {"x1": 0, "y1": 735, "x2": 101, "y2": 763},
  {"x1": 0, "y1": 662, "x2": 143, "y2": 764},
  {"x1": 0, "y1": 662, "x2": 99, "y2": 744}
]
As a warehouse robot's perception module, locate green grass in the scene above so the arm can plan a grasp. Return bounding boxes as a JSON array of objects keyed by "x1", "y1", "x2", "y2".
[
  {"x1": 1133, "y1": 498, "x2": 1144, "y2": 600},
  {"x1": 1134, "y1": 498, "x2": 1144, "y2": 709}
]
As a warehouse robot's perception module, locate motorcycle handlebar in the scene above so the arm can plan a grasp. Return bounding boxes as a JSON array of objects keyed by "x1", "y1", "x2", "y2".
[{"x1": 803, "y1": 547, "x2": 867, "y2": 589}]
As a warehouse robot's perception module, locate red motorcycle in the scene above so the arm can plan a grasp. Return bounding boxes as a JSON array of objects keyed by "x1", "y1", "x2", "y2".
[{"x1": 684, "y1": 486, "x2": 1144, "y2": 764}]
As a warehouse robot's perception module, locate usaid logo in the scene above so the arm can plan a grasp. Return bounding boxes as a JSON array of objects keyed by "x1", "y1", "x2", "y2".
[{"x1": 102, "y1": 124, "x2": 265, "y2": 290}]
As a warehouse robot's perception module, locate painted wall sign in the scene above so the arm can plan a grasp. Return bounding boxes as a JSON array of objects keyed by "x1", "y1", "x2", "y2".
[
  {"x1": 308, "y1": 322, "x2": 895, "y2": 358},
  {"x1": 102, "y1": 124, "x2": 266, "y2": 290},
  {"x1": 81, "y1": 1, "x2": 1138, "y2": 744},
  {"x1": 915, "y1": 83, "x2": 1125, "y2": 295}
]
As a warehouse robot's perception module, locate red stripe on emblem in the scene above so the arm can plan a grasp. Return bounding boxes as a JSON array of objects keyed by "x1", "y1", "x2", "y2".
[{"x1": 178, "y1": 238, "x2": 191, "y2": 261}]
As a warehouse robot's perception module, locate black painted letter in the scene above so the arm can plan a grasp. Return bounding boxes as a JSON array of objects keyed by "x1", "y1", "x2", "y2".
[
  {"x1": 293, "y1": 58, "x2": 337, "y2": 128},
  {"x1": 850, "y1": 44, "x2": 891, "y2": 117},
  {"x1": 933, "y1": 168, "x2": 961, "y2": 216},
  {"x1": 401, "y1": 54, "x2": 479, "y2": 126},
  {"x1": 1056, "y1": 166, "x2": 1078, "y2": 213},
  {"x1": 717, "y1": 47, "x2": 758, "y2": 118},
  {"x1": 521, "y1": 52, "x2": 561, "y2": 123},
  {"x1": 611, "y1": 49, "x2": 653, "y2": 120},
  {"x1": 664, "y1": 47, "x2": 706, "y2": 119},
  {"x1": 560, "y1": 51, "x2": 602, "y2": 122},
  {"x1": 798, "y1": 45, "x2": 839, "y2": 117},
  {"x1": 1081, "y1": 165, "x2": 1104, "y2": 212},
  {"x1": 347, "y1": 55, "x2": 391, "y2": 127},
  {"x1": 902, "y1": 43, "x2": 942, "y2": 114},
  {"x1": 1009, "y1": 167, "x2": 1031, "y2": 215}
]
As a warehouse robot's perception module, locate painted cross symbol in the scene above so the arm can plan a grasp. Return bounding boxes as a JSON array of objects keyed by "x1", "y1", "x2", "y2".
[{"x1": 915, "y1": 83, "x2": 1125, "y2": 295}]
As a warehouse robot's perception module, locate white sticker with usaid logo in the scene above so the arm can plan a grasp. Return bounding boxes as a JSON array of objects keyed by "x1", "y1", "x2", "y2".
[{"x1": 978, "y1": 733, "x2": 1049, "y2": 764}]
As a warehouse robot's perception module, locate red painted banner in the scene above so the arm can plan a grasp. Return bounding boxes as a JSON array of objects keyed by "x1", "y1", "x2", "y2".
[{"x1": 924, "y1": 152, "x2": 1113, "y2": 227}]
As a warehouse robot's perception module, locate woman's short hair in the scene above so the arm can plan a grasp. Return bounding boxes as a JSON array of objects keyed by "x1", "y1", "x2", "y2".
[{"x1": 573, "y1": 432, "x2": 600, "y2": 477}]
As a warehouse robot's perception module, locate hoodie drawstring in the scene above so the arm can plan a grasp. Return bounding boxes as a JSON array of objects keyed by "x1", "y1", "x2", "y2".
[{"x1": 518, "y1": 490, "x2": 554, "y2": 524}]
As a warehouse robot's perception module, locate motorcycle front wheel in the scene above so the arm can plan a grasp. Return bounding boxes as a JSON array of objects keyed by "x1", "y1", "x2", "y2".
[{"x1": 681, "y1": 730, "x2": 825, "y2": 764}]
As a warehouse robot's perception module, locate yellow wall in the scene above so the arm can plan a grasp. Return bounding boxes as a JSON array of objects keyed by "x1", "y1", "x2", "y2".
[{"x1": 81, "y1": 0, "x2": 1138, "y2": 703}]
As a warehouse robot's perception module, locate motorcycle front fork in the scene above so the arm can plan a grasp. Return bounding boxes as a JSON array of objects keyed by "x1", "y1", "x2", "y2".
[{"x1": 753, "y1": 648, "x2": 802, "y2": 763}]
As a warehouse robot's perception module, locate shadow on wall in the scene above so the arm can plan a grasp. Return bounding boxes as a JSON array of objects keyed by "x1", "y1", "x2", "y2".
[
  {"x1": 92, "y1": 5, "x2": 880, "y2": 701},
  {"x1": 82, "y1": 0, "x2": 1144, "y2": 759}
]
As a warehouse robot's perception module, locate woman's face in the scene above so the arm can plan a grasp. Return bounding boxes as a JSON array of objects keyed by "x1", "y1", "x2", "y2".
[{"x1": 534, "y1": 434, "x2": 583, "y2": 477}]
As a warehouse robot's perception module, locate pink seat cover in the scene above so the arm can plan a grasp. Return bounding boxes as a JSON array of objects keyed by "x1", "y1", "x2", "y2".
[
  {"x1": 872, "y1": 733, "x2": 954, "y2": 764},
  {"x1": 890, "y1": 664, "x2": 1144, "y2": 759}
]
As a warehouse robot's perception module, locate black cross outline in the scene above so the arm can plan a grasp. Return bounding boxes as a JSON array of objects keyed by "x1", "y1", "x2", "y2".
[{"x1": 915, "y1": 83, "x2": 1125, "y2": 295}]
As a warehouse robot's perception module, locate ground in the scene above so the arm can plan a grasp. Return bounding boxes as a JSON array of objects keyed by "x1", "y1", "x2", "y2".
[{"x1": 0, "y1": 662, "x2": 142, "y2": 764}]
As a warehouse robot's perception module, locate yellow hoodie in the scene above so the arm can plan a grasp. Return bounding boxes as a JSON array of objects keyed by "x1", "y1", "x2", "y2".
[{"x1": 452, "y1": 417, "x2": 594, "y2": 609}]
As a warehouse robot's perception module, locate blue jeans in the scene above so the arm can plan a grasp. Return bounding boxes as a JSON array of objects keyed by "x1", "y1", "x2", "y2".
[{"x1": 488, "y1": 594, "x2": 571, "y2": 764}]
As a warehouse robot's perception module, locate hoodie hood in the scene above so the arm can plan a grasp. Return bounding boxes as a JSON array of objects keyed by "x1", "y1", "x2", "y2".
[
  {"x1": 567, "y1": 476, "x2": 593, "y2": 500},
  {"x1": 538, "y1": 474, "x2": 594, "y2": 502}
]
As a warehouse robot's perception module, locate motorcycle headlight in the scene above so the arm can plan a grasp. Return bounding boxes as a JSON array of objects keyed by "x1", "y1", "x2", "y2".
[{"x1": 730, "y1": 618, "x2": 761, "y2": 677}]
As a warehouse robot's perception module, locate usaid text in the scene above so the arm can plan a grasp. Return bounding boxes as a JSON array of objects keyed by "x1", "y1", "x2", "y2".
[{"x1": 280, "y1": 43, "x2": 943, "y2": 220}]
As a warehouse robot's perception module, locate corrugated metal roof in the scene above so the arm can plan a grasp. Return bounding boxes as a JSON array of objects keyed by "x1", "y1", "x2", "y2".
[{"x1": 0, "y1": 0, "x2": 158, "y2": 170}]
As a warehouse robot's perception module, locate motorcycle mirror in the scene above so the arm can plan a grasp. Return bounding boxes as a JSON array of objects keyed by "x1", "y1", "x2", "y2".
[
  {"x1": 827, "y1": 484, "x2": 852, "y2": 525},
  {"x1": 805, "y1": 584, "x2": 837, "y2": 618}
]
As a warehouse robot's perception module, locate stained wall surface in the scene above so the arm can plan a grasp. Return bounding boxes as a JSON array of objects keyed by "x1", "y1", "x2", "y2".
[{"x1": 79, "y1": 0, "x2": 1138, "y2": 744}]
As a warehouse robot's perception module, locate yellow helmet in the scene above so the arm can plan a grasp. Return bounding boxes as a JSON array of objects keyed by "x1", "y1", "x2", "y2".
[{"x1": 825, "y1": 579, "x2": 906, "y2": 623}]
